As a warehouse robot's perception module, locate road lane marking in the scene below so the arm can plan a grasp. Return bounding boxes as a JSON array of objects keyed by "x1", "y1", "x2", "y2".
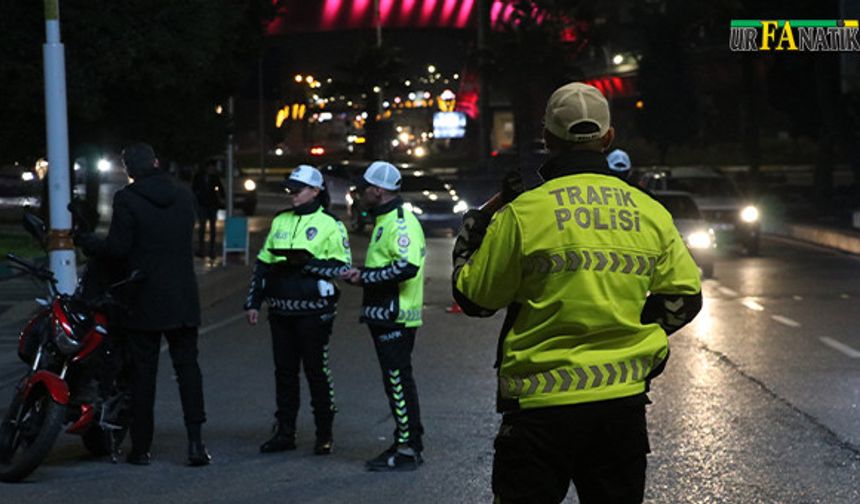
[
  {"x1": 819, "y1": 337, "x2": 860, "y2": 358},
  {"x1": 741, "y1": 298, "x2": 764, "y2": 311},
  {"x1": 840, "y1": 294, "x2": 850, "y2": 299},
  {"x1": 771, "y1": 315, "x2": 800, "y2": 327},
  {"x1": 793, "y1": 295, "x2": 803, "y2": 301},
  {"x1": 718, "y1": 287, "x2": 737, "y2": 297},
  {"x1": 160, "y1": 312, "x2": 246, "y2": 353}
]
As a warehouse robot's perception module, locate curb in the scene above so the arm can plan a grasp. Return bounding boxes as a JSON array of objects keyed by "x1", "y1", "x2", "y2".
[{"x1": 769, "y1": 224, "x2": 860, "y2": 256}]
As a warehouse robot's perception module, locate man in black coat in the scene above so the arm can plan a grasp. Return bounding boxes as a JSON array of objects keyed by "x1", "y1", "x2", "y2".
[{"x1": 80, "y1": 143, "x2": 211, "y2": 467}]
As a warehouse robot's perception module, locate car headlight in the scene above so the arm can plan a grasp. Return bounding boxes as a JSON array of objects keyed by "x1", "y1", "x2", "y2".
[
  {"x1": 403, "y1": 202, "x2": 423, "y2": 215},
  {"x1": 687, "y1": 230, "x2": 713, "y2": 249},
  {"x1": 453, "y1": 200, "x2": 469, "y2": 214},
  {"x1": 243, "y1": 179, "x2": 256, "y2": 192},
  {"x1": 20, "y1": 171, "x2": 35, "y2": 182},
  {"x1": 740, "y1": 205, "x2": 759, "y2": 223}
]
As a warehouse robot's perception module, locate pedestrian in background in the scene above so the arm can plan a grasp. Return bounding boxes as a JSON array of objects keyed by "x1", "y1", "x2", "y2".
[
  {"x1": 607, "y1": 148, "x2": 632, "y2": 179},
  {"x1": 244, "y1": 165, "x2": 351, "y2": 455},
  {"x1": 191, "y1": 160, "x2": 224, "y2": 259},
  {"x1": 79, "y1": 143, "x2": 211, "y2": 467},
  {"x1": 452, "y1": 83, "x2": 702, "y2": 503},
  {"x1": 340, "y1": 161, "x2": 427, "y2": 472}
]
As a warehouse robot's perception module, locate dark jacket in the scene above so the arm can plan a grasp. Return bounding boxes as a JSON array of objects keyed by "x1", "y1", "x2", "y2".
[
  {"x1": 191, "y1": 170, "x2": 225, "y2": 209},
  {"x1": 85, "y1": 171, "x2": 201, "y2": 331}
]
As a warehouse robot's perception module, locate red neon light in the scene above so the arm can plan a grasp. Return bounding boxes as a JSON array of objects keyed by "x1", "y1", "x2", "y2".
[
  {"x1": 266, "y1": 0, "x2": 551, "y2": 33},
  {"x1": 455, "y1": 0, "x2": 474, "y2": 28},
  {"x1": 490, "y1": 1, "x2": 504, "y2": 28},
  {"x1": 380, "y1": 0, "x2": 395, "y2": 24},
  {"x1": 502, "y1": 3, "x2": 515, "y2": 23},
  {"x1": 439, "y1": 0, "x2": 458, "y2": 25},
  {"x1": 420, "y1": 0, "x2": 438, "y2": 24},
  {"x1": 351, "y1": 0, "x2": 370, "y2": 27},
  {"x1": 322, "y1": 0, "x2": 342, "y2": 29},
  {"x1": 401, "y1": 0, "x2": 416, "y2": 23}
]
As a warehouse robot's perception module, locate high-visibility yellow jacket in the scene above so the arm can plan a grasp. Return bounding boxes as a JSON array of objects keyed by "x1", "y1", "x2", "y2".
[
  {"x1": 245, "y1": 201, "x2": 351, "y2": 315},
  {"x1": 454, "y1": 152, "x2": 701, "y2": 411},
  {"x1": 360, "y1": 197, "x2": 426, "y2": 328}
]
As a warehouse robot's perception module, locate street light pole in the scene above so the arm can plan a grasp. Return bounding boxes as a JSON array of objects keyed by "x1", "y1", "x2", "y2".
[
  {"x1": 43, "y1": 0, "x2": 76, "y2": 294},
  {"x1": 477, "y1": 0, "x2": 491, "y2": 168},
  {"x1": 226, "y1": 97, "x2": 235, "y2": 219}
]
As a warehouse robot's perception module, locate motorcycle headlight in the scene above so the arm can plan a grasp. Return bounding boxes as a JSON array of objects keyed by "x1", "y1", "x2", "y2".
[
  {"x1": 243, "y1": 179, "x2": 257, "y2": 192},
  {"x1": 740, "y1": 205, "x2": 759, "y2": 223},
  {"x1": 53, "y1": 318, "x2": 81, "y2": 355},
  {"x1": 687, "y1": 230, "x2": 713, "y2": 249}
]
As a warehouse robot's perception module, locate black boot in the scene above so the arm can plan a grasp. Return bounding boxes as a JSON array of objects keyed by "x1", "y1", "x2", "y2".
[
  {"x1": 313, "y1": 414, "x2": 333, "y2": 455},
  {"x1": 186, "y1": 423, "x2": 211, "y2": 466},
  {"x1": 260, "y1": 422, "x2": 296, "y2": 453},
  {"x1": 313, "y1": 436, "x2": 333, "y2": 455},
  {"x1": 187, "y1": 441, "x2": 212, "y2": 467}
]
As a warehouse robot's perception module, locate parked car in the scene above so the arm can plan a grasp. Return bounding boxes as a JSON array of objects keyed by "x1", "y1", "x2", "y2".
[
  {"x1": 653, "y1": 190, "x2": 716, "y2": 278},
  {"x1": 636, "y1": 166, "x2": 760, "y2": 255},
  {"x1": 0, "y1": 163, "x2": 41, "y2": 209}
]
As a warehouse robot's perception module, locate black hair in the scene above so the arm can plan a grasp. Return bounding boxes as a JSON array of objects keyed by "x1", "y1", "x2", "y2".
[
  {"x1": 317, "y1": 187, "x2": 331, "y2": 209},
  {"x1": 122, "y1": 143, "x2": 158, "y2": 179}
]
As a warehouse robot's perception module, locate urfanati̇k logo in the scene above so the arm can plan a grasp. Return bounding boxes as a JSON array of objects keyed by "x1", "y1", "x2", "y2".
[{"x1": 730, "y1": 19, "x2": 860, "y2": 52}]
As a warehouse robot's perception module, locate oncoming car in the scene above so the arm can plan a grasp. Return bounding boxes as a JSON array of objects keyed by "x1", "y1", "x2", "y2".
[
  {"x1": 399, "y1": 174, "x2": 468, "y2": 233},
  {"x1": 653, "y1": 191, "x2": 716, "y2": 278},
  {"x1": 637, "y1": 167, "x2": 760, "y2": 256}
]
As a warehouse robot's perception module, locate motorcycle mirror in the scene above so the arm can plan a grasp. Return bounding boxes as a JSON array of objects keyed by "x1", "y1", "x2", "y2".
[{"x1": 22, "y1": 213, "x2": 47, "y2": 250}]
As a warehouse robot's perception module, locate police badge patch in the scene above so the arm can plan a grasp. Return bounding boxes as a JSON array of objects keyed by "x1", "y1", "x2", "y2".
[
  {"x1": 306, "y1": 227, "x2": 318, "y2": 241},
  {"x1": 375, "y1": 226, "x2": 384, "y2": 242},
  {"x1": 397, "y1": 235, "x2": 410, "y2": 248}
]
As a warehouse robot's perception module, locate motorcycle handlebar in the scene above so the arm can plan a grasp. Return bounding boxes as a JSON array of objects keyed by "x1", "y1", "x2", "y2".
[{"x1": 5, "y1": 253, "x2": 56, "y2": 284}]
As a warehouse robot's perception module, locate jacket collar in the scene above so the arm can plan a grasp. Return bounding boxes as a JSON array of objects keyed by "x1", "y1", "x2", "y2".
[
  {"x1": 293, "y1": 199, "x2": 322, "y2": 215},
  {"x1": 370, "y1": 196, "x2": 403, "y2": 217},
  {"x1": 538, "y1": 150, "x2": 614, "y2": 182}
]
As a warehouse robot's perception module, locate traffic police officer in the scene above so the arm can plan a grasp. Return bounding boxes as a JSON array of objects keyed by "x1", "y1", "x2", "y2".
[
  {"x1": 244, "y1": 165, "x2": 351, "y2": 455},
  {"x1": 452, "y1": 83, "x2": 703, "y2": 503},
  {"x1": 341, "y1": 161, "x2": 426, "y2": 471}
]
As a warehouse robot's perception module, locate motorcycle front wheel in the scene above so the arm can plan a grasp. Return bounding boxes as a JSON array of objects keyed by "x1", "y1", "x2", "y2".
[{"x1": 0, "y1": 387, "x2": 67, "y2": 482}]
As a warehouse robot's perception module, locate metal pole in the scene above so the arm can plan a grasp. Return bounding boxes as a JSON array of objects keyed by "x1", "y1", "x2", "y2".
[
  {"x1": 374, "y1": 0, "x2": 382, "y2": 48},
  {"x1": 43, "y1": 0, "x2": 76, "y2": 294},
  {"x1": 226, "y1": 97, "x2": 235, "y2": 218},
  {"x1": 258, "y1": 55, "x2": 266, "y2": 182},
  {"x1": 477, "y1": 0, "x2": 491, "y2": 168}
]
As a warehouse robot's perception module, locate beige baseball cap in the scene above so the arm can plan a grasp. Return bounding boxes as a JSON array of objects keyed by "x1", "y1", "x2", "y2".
[{"x1": 544, "y1": 82, "x2": 610, "y2": 142}]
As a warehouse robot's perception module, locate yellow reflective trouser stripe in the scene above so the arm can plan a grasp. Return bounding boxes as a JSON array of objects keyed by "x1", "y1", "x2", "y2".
[
  {"x1": 397, "y1": 308, "x2": 422, "y2": 321},
  {"x1": 501, "y1": 357, "x2": 655, "y2": 398},
  {"x1": 524, "y1": 250, "x2": 656, "y2": 276}
]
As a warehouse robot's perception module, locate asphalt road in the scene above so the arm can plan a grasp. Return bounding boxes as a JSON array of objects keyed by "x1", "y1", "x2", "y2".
[{"x1": 0, "y1": 235, "x2": 859, "y2": 503}]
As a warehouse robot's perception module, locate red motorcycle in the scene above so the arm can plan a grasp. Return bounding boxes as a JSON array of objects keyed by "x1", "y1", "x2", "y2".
[{"x1": 0, "y1": 213, "x2": 138, "y2": 482}]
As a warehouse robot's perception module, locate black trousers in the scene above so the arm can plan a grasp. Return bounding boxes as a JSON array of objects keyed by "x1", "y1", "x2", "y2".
[
  {"x1": 368, "y1": 324, "x2": 423, "y2": 451},
  {"x1": 126, "y1": 326, "x2": 206, "y2": 452},
  {"x1": 197, "y1": 206, "x2": 218, "y2": 257},
  {"x1": 492, "y1": 396, "x2": 650, "y2": 504},
  {"x1": 269, "y1": 313, "x2": 336, "y2": 437}
]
